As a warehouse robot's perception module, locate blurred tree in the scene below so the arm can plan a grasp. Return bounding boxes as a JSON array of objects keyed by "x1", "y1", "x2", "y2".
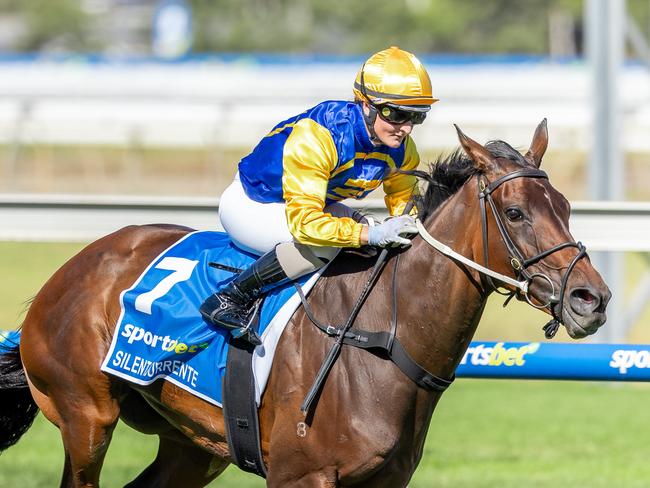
[
  {"x1": 190, "y1": 0, "x2": 585, "y2": 56},
  {"x1": 8, "y1": 0, "x2": 650, "y2": 60},
  {"x1": 191, "y1": 0, "x2": 313, "y2": 53},
  {"x1": 14, "y1": 0, "x2": 96, "y2": 52}
]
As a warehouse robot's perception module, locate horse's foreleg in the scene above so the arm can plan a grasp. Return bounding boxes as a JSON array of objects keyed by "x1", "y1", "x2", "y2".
[{"x1": 124, "y1": 434, "x2": 228, "y2": 488}]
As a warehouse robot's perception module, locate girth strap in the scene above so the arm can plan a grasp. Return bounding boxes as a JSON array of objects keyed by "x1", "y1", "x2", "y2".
[{"x1": 223, "y1": 334, "x2": 267, "y2": 478}]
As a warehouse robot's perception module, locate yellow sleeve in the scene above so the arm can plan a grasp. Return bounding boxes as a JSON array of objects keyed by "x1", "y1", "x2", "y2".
[
  {"x1": 383, "y1": 136, "x2": 420, "y2": 216},
  {"x1": 282, "y1": 118, "x2": 364, "y2": 247}
]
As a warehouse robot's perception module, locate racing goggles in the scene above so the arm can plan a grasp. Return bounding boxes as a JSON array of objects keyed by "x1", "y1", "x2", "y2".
[{"x1": 376, "y1": 104, "x2": 427, "y2": 125}]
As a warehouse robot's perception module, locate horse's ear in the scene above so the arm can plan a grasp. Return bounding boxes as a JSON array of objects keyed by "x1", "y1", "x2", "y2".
[
  {"x1": 524, "y1": 118, "x2": 548, "y2": 168},
  {"x1": 454, "y1": 124, "x2": 494, "y2": 172}
]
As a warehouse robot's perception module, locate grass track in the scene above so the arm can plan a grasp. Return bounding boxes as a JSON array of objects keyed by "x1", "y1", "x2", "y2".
[{"x1": 1, "y1": 380, "x2": 649, "y2": 487}]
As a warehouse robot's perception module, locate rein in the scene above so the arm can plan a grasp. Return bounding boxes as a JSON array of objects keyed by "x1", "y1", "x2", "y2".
[
  {"x1": 415, "y1": 219, "x2": 528, "y2": 293},
  {"x1": 299, "y1": 247, "x2": 390, "y2": 414}
]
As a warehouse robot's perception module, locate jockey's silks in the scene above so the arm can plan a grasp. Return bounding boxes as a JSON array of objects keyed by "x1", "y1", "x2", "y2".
[{"x1": 238, "y1": 101, "x2": 420, "y2": 247}]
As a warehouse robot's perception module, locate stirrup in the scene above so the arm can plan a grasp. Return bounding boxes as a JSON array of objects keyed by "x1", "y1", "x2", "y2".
[
  {"x1": 230, "y1": 301, "x2": 263, "y2": 346},
  {"x1": 231, "y1": 326, "x2": 263, "y2": 347},
  {"x1": 200, "y1": 294, "x2": 263, "y2": 347},
  {"x1": 200, "y1": 293, "x2": 249, "y2": 327}
]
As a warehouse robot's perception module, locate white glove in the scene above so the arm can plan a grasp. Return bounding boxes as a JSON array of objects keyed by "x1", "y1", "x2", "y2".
[{"x1": 367, "y1": 215, "x2": 418, "y2": 248}]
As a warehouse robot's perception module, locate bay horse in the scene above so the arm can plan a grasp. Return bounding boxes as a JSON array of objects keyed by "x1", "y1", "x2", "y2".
[{"x1": 0, "y1": 121, "x2": 609, "y2": 487}]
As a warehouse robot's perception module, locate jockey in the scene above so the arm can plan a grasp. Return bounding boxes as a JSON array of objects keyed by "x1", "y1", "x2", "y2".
[{"x1": 200, "y1": 46, "x2": 438, "y2": 345}]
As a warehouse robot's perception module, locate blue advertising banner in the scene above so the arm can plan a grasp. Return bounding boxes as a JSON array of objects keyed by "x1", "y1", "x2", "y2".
[{"x1": 456, "y1": 341, "x2": 650, "y2": 381}]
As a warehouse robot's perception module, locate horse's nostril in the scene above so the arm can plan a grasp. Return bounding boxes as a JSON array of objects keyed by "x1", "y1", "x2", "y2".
[
  {"x1": 569, "y1": 288, "x2": 601, "y2": 315},
  {"x1": 573, "y1": 288, "x2": 595, "y2": 303}
]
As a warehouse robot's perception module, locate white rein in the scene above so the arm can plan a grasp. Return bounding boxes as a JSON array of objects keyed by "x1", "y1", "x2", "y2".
[{"x1": 415, "y1": 219, "x2": 529, "y2": 294}]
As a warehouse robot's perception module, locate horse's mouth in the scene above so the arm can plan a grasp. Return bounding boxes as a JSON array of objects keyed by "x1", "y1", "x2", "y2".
[{"x1": 561, "y1": 305, "x2": 605, "y2": 339}]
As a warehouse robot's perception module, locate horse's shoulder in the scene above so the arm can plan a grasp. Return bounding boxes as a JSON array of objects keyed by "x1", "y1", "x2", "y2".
[{"x1": 305, "y1": 249, "x2": 380, "y2": 306}]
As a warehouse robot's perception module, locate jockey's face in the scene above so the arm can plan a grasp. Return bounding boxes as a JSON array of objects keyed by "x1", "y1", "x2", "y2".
[{"x1": 363, "y1": 102, "x2": 413, "y2": 148}]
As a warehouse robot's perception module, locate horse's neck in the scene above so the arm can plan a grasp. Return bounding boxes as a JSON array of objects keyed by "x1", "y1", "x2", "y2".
[
  {"x1": 398, "y1": 185, "x2": 488, "y2": 379},
  {"x1": 286, "y1": 192, "x2": 488, "y2": 451}
]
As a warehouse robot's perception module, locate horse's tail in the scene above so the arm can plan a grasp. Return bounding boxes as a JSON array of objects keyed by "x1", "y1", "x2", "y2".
[{"x1": 0, "y1": 334, "x2": 39, "y2": 452}]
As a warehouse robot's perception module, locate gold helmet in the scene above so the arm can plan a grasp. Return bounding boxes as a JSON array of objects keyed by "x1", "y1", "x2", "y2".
[{"x1": 353, "y1": 46, "x2": 438, "y2": 112}]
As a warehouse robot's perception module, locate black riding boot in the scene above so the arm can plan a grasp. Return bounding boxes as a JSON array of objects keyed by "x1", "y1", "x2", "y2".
[{"x1": 200, "y1": 248, "x2": 290, "y2": 346}]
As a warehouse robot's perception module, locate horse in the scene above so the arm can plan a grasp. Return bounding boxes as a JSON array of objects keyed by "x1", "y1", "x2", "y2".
[{"x1": 0, "y1": 121, "x2": 610, "y2": 487}]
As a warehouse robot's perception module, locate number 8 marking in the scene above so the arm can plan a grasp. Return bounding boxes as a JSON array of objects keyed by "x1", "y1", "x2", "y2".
[
  {"x1": 296, "y1": 422, "x2": 307, "y2": 438},
  {"x1": 134, "y1": 257, "x2": 198, "y2": 315}
]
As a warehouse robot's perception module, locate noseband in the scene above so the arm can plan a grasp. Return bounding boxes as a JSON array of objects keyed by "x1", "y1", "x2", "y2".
[{"x1": 477, "y1": 168, "x2": 587, "y2": 337}]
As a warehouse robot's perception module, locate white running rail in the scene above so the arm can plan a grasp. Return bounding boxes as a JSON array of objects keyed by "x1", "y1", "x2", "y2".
[{"x1": 0, "y1": 194, "x2": 649, "y2": 251}]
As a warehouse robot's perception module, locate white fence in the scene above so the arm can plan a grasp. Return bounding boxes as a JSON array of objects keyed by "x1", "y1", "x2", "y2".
[{"x1": 1, "y1": 193, "x2": 649, "y2": 251}]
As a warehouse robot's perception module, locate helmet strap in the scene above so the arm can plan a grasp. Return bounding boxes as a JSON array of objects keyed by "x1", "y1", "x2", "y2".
[
  {"x1": 357, "y1": 63, "x2": 382, "y2": 145},
  {"x1": 361, "y1": 103, "x2": 381, "y2": 145}
]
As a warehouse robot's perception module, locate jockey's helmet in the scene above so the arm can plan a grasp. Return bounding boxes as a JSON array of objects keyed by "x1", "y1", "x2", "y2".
[{"x1": 353, "y1": 46, "x2": 438, "y2": 115}]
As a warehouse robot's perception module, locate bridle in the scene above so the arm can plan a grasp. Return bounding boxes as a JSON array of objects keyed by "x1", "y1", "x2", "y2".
[{"x1": 417, "y1": 167, "x2": 588, "y2": 338}]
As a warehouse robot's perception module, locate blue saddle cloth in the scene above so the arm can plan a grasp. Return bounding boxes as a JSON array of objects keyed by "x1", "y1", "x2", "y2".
[{"x1": 101, "y1": 231, "x2": 312, "y2": 406}]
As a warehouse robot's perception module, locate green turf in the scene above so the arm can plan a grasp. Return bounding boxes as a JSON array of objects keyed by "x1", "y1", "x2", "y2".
[
  {"x1": 0, "y1": 241, "x2": 86, "y2": 328},
  {"x1": 1, "y1": 380, "x2": 649, "y2": 487},
  {"x1": 416, "y1": 380, "x2": 650, "y2": 488}
]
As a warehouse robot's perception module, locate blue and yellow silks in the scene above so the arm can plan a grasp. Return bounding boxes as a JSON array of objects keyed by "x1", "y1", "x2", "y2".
[{"x1": 238, "y1": 100, "x2": 420, "y2": 248}]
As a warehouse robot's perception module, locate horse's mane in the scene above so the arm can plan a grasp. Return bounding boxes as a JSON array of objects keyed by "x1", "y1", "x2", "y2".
[{"x1": 407, "y1": 140, "x2": 527, "y2": 221}]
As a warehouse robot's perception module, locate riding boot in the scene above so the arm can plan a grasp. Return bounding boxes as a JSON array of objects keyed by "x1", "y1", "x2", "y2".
[{"x1": 200, "y1": 248, "x2": 290, "y2": 346}]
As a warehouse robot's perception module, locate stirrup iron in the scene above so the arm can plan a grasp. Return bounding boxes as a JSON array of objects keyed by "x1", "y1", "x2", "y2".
[{"x1": 230, "y1": 301, "x2": 263, "y2": 346}]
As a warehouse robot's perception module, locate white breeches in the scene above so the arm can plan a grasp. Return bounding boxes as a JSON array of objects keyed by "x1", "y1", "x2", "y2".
[{"x1": 219, "y1": 174, "x2": 364, "y2": 279}]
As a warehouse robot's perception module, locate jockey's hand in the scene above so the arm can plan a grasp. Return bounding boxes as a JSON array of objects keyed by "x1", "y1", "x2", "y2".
[{"x1": 367, "y1": 215, "x2": 418, "y2": 248}]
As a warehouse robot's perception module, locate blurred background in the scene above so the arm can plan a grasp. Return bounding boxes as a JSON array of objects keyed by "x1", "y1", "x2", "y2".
[
  {"x1": 2, "y1": 1, "x2": 650, "y2": 486},
  {"x1": 0, "y1": 0, "x2": 648, "y2": 198}
]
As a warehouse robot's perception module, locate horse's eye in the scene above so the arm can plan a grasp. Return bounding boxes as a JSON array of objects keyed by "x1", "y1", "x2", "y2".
[{"x1": 505, "y1": 207, "x2": 523, "y2": 221}]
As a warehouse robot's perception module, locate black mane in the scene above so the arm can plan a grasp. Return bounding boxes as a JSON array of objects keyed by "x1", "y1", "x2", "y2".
[{"x1": 407, "y1": 140, "x2": 526, "y2": 221}]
